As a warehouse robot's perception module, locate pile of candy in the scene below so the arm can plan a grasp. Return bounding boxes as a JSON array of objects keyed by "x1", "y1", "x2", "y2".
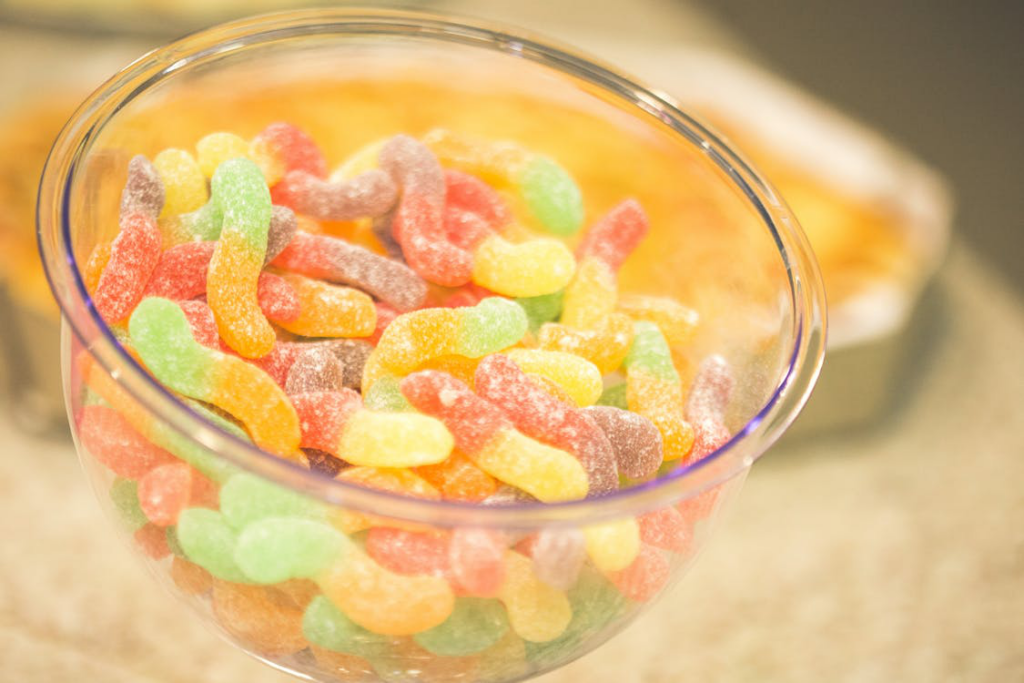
[{"x1": 77, "y1": 122, "x2": 736, "y2": 677}]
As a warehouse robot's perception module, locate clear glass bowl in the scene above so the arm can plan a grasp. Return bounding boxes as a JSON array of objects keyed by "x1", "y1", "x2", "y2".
[{"x1": 37, "y1": 9, "x2": 825, "y2": 683}]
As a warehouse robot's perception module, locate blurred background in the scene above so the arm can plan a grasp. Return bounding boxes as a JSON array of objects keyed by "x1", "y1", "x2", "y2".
[{"x1": 1, "y1": 1, "x2": 1021, "y2": 681}]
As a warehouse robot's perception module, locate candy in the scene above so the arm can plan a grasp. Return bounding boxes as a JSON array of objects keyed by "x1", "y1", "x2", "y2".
[
  {"x1": 582, "y1": 405, "x2": 663, "y2": 479},
  {"x1": 684, "y1": 355, "x2": 734, "y2": 422},
  {"x1": 618, "y1": 294, "x2": 699, "y2": 348},
  {"x1": 135, "y1": 523, "x2": 172, "y2": 559},
  {"x1": 362, "y1": 377, "x2": 411, "y2": 412},
  {"x1": 253, "y1": 339, "x2": 371, "y2": 390},
  {"x1": 195, "y1": 131, "x2": 250, "y2": 178},
  {"x1": 153, "y1": 148, "x2": 208, "y2": 216},
  {"x1": 400, "y1": 371, "x2": 589, "y2": 502},
  {"x1": 303, "y1": 449, "x2": 349, "y2": 478},
  {"x1": 502, "y1": 348, "x2": 603, "y2": 407},
  {"x1": 414, "y1": 598, "x2": 510, "y2": 656},
  {"x1": 271, "y1": 169, "x2": 397, "y2": 221},
  {"x1": 448, "y1": 528, "x2": 506, "y2": 597},
  {"x1": 582, "y1": 518, "x2": 641, "y2": 572},
  {"x1": 498, "y1": 551, "x2": 572, "y2": 643},
  {"x1": 373, "y1": 641, "x2": 480, "y2": 683},
  {"x1": 285, "y1": 345, "x2": 345, "y2": 395},
  {"x1": 537, "y1": 312, "x2": 634, "y2": 374},
  {"x1": 415, "y1": 451, "x2": 498, "y2": 502},
  {"x1": 170, "y1": 556, "x2": 214, "y2": 595},
  {"x1": 560, "y1": 200, "x2": 648, "y2": 330},
  {"x1": 380, "y1": 135, "x2": 473, "y2": 286},
  {"x1": 471, "y1": 233, "x2": 576, "y2": 298},
  {"x1": 272, "y1": 231, "x2": 427, "y2": 311},
  {"x1": 180, "y1": 299, "x2": 222, "y2": 348},
  {"x1": 120, "y1": 155, "x2": 165, "y2": 219},
  {"x1": 274, "y1": 273, "x2": 376, "y2": 338},
  {"x1": 625, "y1": 321, "x2": 694, "y2": 462},
  {"x1": 255, "y1": 272, "x2": 301, "y2": 323},
  {"x1": 637, "y1": 507, "x2": 689, "y2": 553},
  {"x1": 309, "y1": 646, "x2": 376, "y2": 681},
  {"x1": 595, "y1": 382, "x2": 628, "y2": 409},
  {"x1": 605, "y1": 544, "x2": 670, "y2": 603},
  {"x1": 303, "y1": 595, "x2": 401, "y2": 659},
  {"x1": 528, "y1": 528, "x2": 587, "y2": 591},
  {"x1": 251, "y1": 122, "x2": 328, "y2": 184},
  {"x1": 424, "y1": 129, "x2": 584, "y2": 236},
  {"x1": 362, "y1": 297, "x2": 527, "y2": 391},
  {"x1": 109, "y1": 477, "x2": 147, "y2": 531},
  {"x1": 317, "y1": 549, "x2": 455, "y2": 636},
  {"x1": 515, "y1": 290, "x2": 563, "y2": 332},
  {"x1": 92, "y1": 213, "x2": 162, "y2": 323},
  {"x1": 176, "y1": 508, "x2": 248, "y2": 582},
  {"x1": 523, "y1": 566, "x2": 626, "y2": 662},
  {"x1": 365, "y1": 528, "x2": 450, "y2": 578},
  {"x1": 137, "y1": 462, "x2": 215, "y2": 527},
  {"x1": 79, "y1": 404, "x2": 176, "y2": 479},
  {"x1": 264, "y1": 205, "x2": 298, "y2": 264},
  {"x1": 205, "y1": 157, "x2": 275, "y2": 357},
  {"x1": 234, "y1": 518, "x2": 349, "y2": 584},
  {"x1": 128, "y1": 297, "x2": 301, "y2": 456},
  {"x1": 83, "y1": 241, "x2": 112, "y2": 295},
  {"x1": 475, "y1": 354, "x2": 618, "y2": 496},
  {"x1": 211, "y1": 581, "x2": 308, "y2": 657},
  {"x1": 219, "y1": 473, "x2": 325, "y2": 529}
]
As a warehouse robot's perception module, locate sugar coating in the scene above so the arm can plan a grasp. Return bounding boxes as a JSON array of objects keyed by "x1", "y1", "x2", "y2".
[
  {"x1": 79, "y1": 404, "x2": 176, "y2": 479},
  {"x1": 219, "y1": 472, "x2": 325, "y2": 530},
  {"x1": 444, "y1": 169, "x2": 512, "y2": 230},
  {"x1": 272, "y1": 169, "x2": 397, "y2": 221},
  {"x1": 515, "y1": 290, "x2": 564, "y2": 332},
  {"x1": 93, "y1": 213, "x2": 162, "y2": 323},
  {"x1": 626, "y1": 370, "x2": 694, "y2": 462},
  {"x1": 234, "y1": 518, "x2": 349, "y2": 584},
  {"x1": 128, "y1": 297, "x2": 300, "y2": 456},
  {"x1": 582, "y1": 405, "x2": 663, "y2": 479},
  {"x1": 255, "y1": 272, "x2": 300, "y2": 323},
  {"x1": 303, "y1": 595, "x2": 402, "y2": 660},
  {"x1": 363, "y1": 298, "x2": 526, "y2": 391},
  {"x1": 605, "y1": 544, "x2": 670, "y2": 603},
  {"x1": 338, "y1": 410, "x2": 453, "y2": 468},
  {"x1": 272, "y1": 231, "x2": 427, "y2": 311},
  {"x1": 448, "y1": 528, "x2": 506, "y2": 597},
  {"x1": 211, "y1": 581, "x2": 307, "y2": 657},
  {"x1": 363, "y1": 376, "x2": 412, "y2": 412},
  {"x1": 400, "y1": 370, "x2": 588, "y2": 502},
  {"x1": 684, "y1": 355, "x2": 735, "y2": 423},
  {"x1": 371, "y1": 207, "x2": 404, "y2": 260},
  {"x1": 475, "y1": 354, "x2": 619, "y2": 496},
  {"x1": 195, "y1": 132, "x2": 250, "y2": 178},
  {"x1": 252, "y1": 339, "x2": 372, "y2": 391},
  {"x1": 380, "y1": 135, "x2": 473, "y2": 286},
  {"x1": 145, "y1": 241, "x2": 216, "y2": 300},
  {"x1": 285, "y1": 345, "x2": 345, "y2": 395},
  {"x1": 618, "y1": 294, "x2": 699, "y2": 348},
  {"x1": 365, "y1": 527, "x2": 450, "y2": 578},
  {"x1": 502, "y1": 349, "x2": 603, "y2": 407},
  {"x1": 317, "y1": 548, "x2": 455, "y2": 636},
  {"x1": 415, "y1": 597, "x2": 510, "y2": 657},
  {"x1": 274, "y1": 273, "x2": 376, "y2": 338},
  {"x1": 206, "y1": 158, "x2": 275, "y2": 358},
  {"x1": 582, "y1": 518, "x2": 641, "y2": 572},
  {"x1": 625, "y1": 322, "x2": 679, "y2": 382},
  {"x1": 83, "y1": 241, "x2": 112, "y2": 295},
  {"x1": 498, "y1": 551, "x2": 572, "y2": 643},
  {"x1": 415, "y1": 451, "x2": 498, "y2": 503},
  {"x1": 517, "y1": 156, "x2": 584, "y2": 237},
  {"x1": 529, "y1": 528, "x2": 587, "y2": 591},
  {"x1": 537, "y1": 312, "x2": 635, "y2": 374},
  {"x1": 153, "y1": 148, "x2": 208, "y2": 216},
  {"x1": 290, "y1": 390, "x2": 363, "y2": 453},
  {"x1": 120, "y1": 155, "x2": 165, "y2": 220},
  {"x1": 250, "y1": 122, "x2": 328, "y2": 185},
  {"x1": 137, "y1": 462, "x2": 204, "y2": 527},
  {"x1": 637, "y1": 507, "x2": 689, "y2": 553},
  {"x1": 561, "y1": 258, "x2": 616, "y2": 330},
  {"x1": 178, "y1": 299, "x2": 219, "y2": 348},
  {"x1": 264, "y1": 205, "x2": 297, "y2": 264},
  {"x1": 176, "y1": 508, "x2": 248, "y2": 582},
  {"x1": 423, "y1": 128, "x2": 530, "y2": 186},
  {"x1": 472, "y1": 233, "x2": 576, "y2": 298},
  {"x1": 576, "y1": 199, "x2": 649, "y2": 271}
]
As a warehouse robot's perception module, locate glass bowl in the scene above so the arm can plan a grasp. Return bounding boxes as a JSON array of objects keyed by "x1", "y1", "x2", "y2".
[{"x1": 37, "y1": 9, "x2": 825, "y2": 683}]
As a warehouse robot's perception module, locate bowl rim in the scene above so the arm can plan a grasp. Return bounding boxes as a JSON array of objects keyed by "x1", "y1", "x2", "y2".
[{"x1": 37, "y1": 7, "x2": 826, "y2": 528}]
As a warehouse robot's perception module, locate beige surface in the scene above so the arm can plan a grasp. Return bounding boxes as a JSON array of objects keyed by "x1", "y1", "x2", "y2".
[{"x1": 3, "y1": 245, "x2": 1022, "y2": 682}]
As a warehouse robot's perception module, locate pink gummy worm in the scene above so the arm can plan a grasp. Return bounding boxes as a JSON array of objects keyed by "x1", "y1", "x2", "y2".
[
  {"x1": 474, "y1": 354, "x2": 619, "y2": 496},
  {"x1": 399, "y1": 370, "x2": 510, "y2": 454},
  {"x1": 576, "y1": 198, "x2": 649, "y2": 271}
]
